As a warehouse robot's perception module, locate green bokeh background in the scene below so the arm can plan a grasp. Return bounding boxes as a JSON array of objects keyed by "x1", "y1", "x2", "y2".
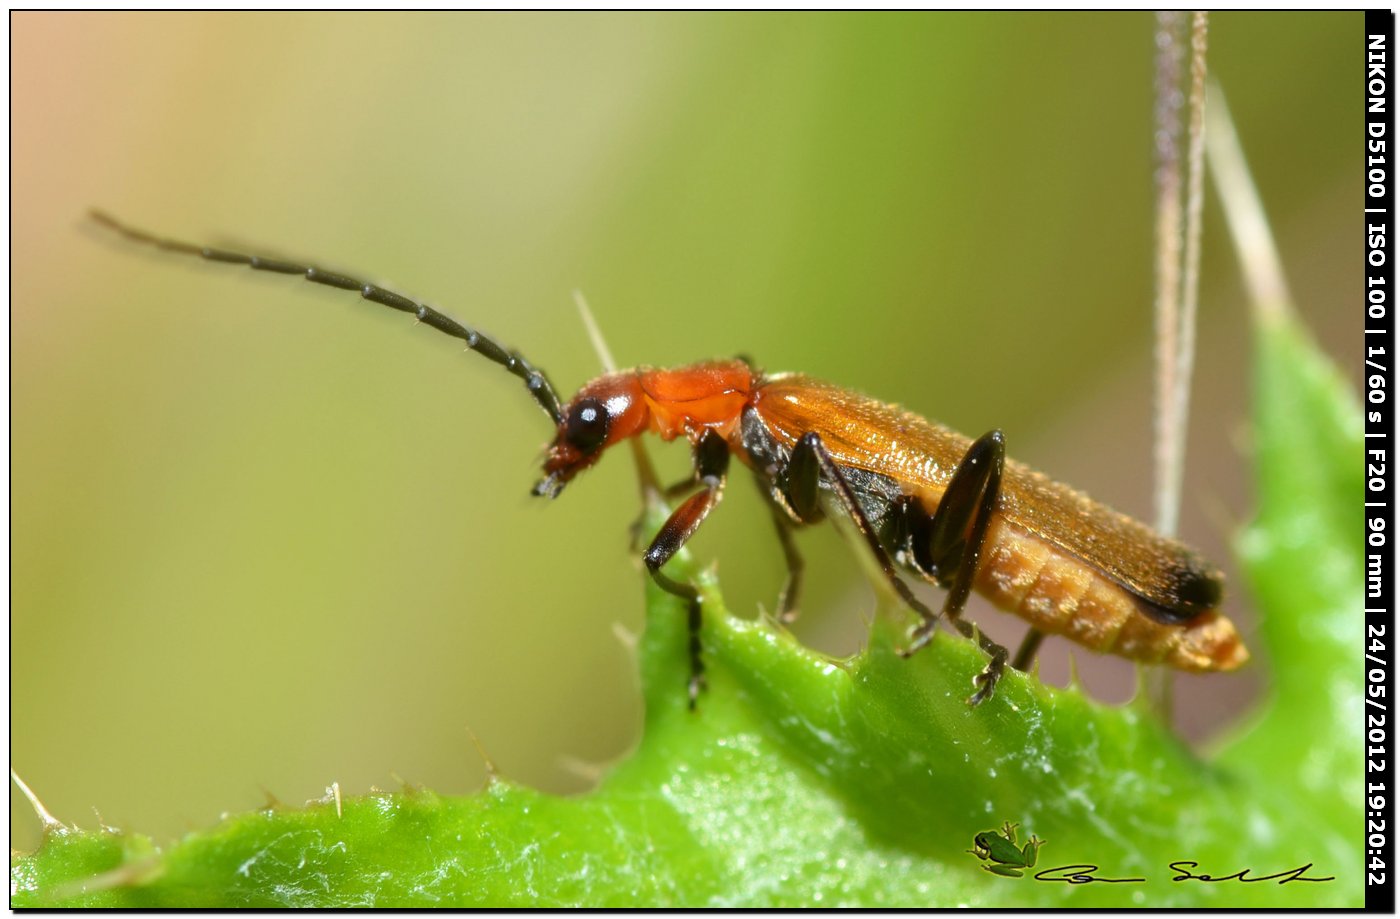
[{"x1": 13, "y1": 12, "x2": 1358, "y2": 853}]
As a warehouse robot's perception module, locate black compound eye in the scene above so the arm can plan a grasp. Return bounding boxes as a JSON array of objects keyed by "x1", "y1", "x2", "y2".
[{"x1": 565, "y1": 398, "x2": 609, "y2": 454}]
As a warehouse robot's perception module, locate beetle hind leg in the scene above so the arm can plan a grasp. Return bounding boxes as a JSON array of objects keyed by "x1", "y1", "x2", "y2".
[
  {"x1": 1012, "y1": 627, "x2": 1046, "y2": 671},
  {"x1": 788, "y1": 429, "x2": 1016, "y2": 707},
  {"x1": 908, "y1": 430, "x2": 1014, "y2": 705}
]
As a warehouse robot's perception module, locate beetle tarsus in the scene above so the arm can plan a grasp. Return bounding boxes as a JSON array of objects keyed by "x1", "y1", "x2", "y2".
[
  {"x1": 897, "y1": 618, "x2": 940, "y2": 658},
  {"x1": 968, "y1": 668, "x2": 1000, "y2": 707},
  {"x1": 646, "y1": 564, "x2": 709, "y2": 710},
  {"x1": 687, "y1": 670, "x2": 707, "y2": 711},
  {"x1": 958, "y1": 623, "x2": 1009, "y2": 707},
  {"x1": 685, "y1": 581, "x2": 707, "y2": 709}
]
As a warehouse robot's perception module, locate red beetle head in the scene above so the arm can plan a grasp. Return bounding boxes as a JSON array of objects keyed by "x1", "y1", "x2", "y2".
[{"x1": 533, "y1": 372, "x2": 649, "y2": 498}]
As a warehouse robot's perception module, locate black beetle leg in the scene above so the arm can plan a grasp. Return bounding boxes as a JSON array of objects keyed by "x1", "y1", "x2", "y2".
[
  {"x1": 765, "y1": 495, "x2": 805, "y2": 624},
  {"x1": 642, "y1": 430, "x2": 729, "y2": 709},
  {"x1": 752, "y1": 457, "x2": 815, "y2": 624},
  {"x1": 908, "y1": 430, "x2": 1010, "y2": 705},
  {"x1": 791, "y1": 432, "x2": 942, "y2": 635},
  {"x1": 1012, "y1": 628, "x2": 1046, "y2": 672}
]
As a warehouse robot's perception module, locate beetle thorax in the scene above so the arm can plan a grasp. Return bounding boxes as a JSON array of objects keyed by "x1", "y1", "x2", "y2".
[{"x1": 636, "y1": 360, "x2": 756, "y2": 443}]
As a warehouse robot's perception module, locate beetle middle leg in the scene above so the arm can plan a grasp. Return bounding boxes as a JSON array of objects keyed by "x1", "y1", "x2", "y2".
[
  {"x1": 785, "y1": 432, "x2": 945, "y2": 648},
  {"x1": 751, "y1": 449, "x2": 819, "y2": 623},
  {"x1": 643, "y1": 429, "x2": 729, "y2": 709},
  {"x1": 765, "y1": 506, "x2": 805, "y2": 623}
]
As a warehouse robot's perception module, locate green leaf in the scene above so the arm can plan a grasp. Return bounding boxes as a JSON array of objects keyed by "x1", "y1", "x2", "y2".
[
  {"x1": 1218, "y1": 311, "x2": 1366, "y2": 837},
  {"x1": 12, "y1": 311, "x2": 1362, "y2": 907}
]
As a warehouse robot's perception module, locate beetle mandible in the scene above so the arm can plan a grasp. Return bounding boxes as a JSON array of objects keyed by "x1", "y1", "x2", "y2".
[{"x1": 89, "y1": 211, "x2": 1248, "y2": 708}]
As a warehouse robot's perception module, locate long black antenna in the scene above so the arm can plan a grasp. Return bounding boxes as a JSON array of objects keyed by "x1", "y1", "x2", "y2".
[{"x1": 88, "y1": 210, "x2": 564, "y2": 423}]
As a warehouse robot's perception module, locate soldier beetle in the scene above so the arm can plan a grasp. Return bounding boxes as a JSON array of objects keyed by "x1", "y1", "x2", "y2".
[{"x1": 89, "y1": 211, "x2": 1248, "y2": 708}]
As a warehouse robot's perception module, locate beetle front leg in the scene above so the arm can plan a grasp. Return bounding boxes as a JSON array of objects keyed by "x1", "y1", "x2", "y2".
[{"x1": 642, "y1": 430, "x2": 729, "y2": 709}]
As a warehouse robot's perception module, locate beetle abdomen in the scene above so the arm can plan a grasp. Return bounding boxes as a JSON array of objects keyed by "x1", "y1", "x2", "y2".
[{"x1": 974, "y1": 516, "x2": 1247, "y2": 671}]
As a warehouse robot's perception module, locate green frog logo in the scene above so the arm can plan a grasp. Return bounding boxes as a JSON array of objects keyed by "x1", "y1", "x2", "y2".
[{"x1": 967, "y1": 822, "x2": 1045, "y2": 877}]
